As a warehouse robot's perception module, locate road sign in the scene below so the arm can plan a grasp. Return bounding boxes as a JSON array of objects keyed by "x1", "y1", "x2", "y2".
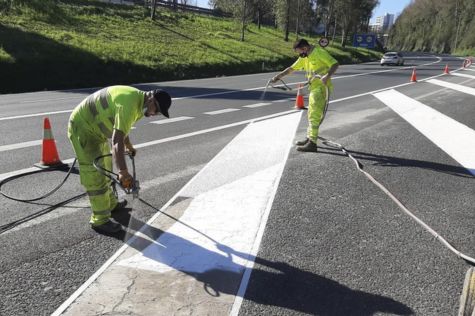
[
  {"x1": 319, "y1": 37, "x2": 329, "y2": 48},
  {"x1": 353, "y1": 34, "x2": 376, "y2": 49}
]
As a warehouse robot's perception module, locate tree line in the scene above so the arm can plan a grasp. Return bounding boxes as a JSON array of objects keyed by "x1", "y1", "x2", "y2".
[
  {"x1": 208, "y1": 0, "x2": 379, "y2": 46},
  {"x1": 389, "y1": 0, "x2": 475, "y2": 54}
]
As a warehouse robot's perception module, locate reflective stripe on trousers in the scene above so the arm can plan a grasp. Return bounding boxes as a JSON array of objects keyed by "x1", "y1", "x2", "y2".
[{"x1": 68, "y1": 120, "x2": 118, "y2": 225}]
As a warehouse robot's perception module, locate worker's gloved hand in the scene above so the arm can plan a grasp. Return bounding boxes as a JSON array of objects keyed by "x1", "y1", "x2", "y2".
[
  {"x1": 119, "y1": 170, "x2": 134, "y2": 189},
  {"x1": 126, "y1": 145, "x2": 137, "y2": 157}
]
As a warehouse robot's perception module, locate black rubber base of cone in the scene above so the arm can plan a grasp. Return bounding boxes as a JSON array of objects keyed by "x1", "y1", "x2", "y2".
[{"x1": 33, "y1": 161, "x2": 70, "y2": 170}]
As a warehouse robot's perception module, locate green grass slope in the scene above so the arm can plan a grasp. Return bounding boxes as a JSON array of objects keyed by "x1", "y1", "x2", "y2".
[{"x1": 0, "y1": 0, "x2": 381, "y2": 93}]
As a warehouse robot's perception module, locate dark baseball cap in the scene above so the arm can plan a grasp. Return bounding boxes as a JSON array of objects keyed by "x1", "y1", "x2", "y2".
[{"x1": 153, "y1": 89, "x2": 172, "y2": 118}]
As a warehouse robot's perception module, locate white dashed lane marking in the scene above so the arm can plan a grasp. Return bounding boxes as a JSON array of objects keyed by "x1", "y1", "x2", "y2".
[
  {"x1": 150, "y1": 116, "x2": 194, "y2": 125},
  {"x1": 204, "y1": 108, "x2": 240, "y2": 115},
  {"x1": 243, "y1": 102, "x2": 272, "y2": 108}
]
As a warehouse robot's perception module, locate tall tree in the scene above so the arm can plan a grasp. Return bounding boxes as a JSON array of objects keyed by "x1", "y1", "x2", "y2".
[
  {"x1": 389, "y1": 0, "x2": 475, "y2": 53},
  {"x1": 252, "y1": 0, "x2": 273, "y2": 29},
  {"x1": 334, "y1": 0, "x2": 379, "y2": 47}
]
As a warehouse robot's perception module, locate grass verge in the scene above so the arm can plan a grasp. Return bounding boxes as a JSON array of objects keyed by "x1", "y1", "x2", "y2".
[{"x1": 0, "y1": 0, "x2": 382, "y2": 93}]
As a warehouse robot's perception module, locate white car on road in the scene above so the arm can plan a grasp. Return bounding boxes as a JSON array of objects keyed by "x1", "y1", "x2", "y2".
[{"x1": 380, "y1": 52, "x2": 404, "y2": 66}]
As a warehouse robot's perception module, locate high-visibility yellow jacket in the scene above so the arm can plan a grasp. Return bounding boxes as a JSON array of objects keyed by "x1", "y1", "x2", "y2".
[
  {"x1": 290, "y1": 46, "x2": 338, "y2": 91},
  {"x1": 71, "y1": 85, "x2": 144, "y2": 140}
]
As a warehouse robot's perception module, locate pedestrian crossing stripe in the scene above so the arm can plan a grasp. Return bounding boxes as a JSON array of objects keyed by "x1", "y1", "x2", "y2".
[
  {"x1": 427, "y1": 79, "x2": 475, "y2": 97},
  {"x1": 373, "y1": 89, "x2": 475, "y2": 175}
]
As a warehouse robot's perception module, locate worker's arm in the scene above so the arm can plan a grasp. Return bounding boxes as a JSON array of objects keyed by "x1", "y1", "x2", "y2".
[
  {"x1": 124, "y1": 135, "x2": 136, "y2": 157},
  {"x1": 112, "y1": 129, "x2": 133, "y2": 187},
  {"x1": 321, "y1": 63, "x2": 339, "y2": 86},
  {"x1": 272, "y1": 67, "x2": 295, "y2": 83}
]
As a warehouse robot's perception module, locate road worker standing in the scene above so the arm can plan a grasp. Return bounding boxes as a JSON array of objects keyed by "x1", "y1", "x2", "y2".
[
  {"x1": 271, "y1": 38, "x2": 339, "y2": 152},
  {"x1": 68, "y1": 86, "x2": 172, "y2": 233}
]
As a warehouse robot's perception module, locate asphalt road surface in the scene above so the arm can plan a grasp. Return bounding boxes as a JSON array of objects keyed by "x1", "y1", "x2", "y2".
[{"x1": 1, "y1": 53, "x2": 474, "y2": 315}]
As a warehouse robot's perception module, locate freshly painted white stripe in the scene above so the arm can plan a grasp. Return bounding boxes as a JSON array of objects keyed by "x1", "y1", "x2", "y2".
[
  {"x1": 52, "y1": 111, "x2": 302, "y2": 316},
  {"x1": 464, "y1": 68, "x2": 475, "y2": 72},
  {"x1": 149, "y1": 116, "x2": 194, "y2": 125},
  {"x1": 0, "y1": 140, "x2": 42, "y2": 152},
  {"x1": 204, "y1": 108, "x2": 240, "y2": 115},
  {"x1": 427, "y1": 79, "x2": 475, "y2": 96},
  {"x1": 243, "y1": 102, "x2": 272, "y2": 108},
  {"x1": 117, "y1": 112, "x2": 301, "y2": 306},
  {"x1": 373, "y1": 89, "x2": 475, "y2": 175},
  {"x1": 0, "y1": 110, "x2": 297, "y2": 182},
  {"x1": 229, "y1": 123, "x2": 298, "y2": 315},
  {"x1": 451, "y1": 72, "x2": 475, "y2": 79}
]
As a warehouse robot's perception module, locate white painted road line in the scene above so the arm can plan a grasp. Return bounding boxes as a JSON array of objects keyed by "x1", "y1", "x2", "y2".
[
  {"x1": 273, "y1": 98, "x2": 294, "y2": 103},
  {"x1": 0, "y1": 110, "x2": 298, "y2": 182},
  {"x1": 0, "y1": 140, "x2": 41, "y2": 152},
  {"x1": 243, "y1": 102, "x2": 272, "y2": 108},
  {"x1": 204, "y1": 108, "x2": 240, "y2": 115},
  {"x1": 427, "y1": 79, "x2": 475, "y2": 96},
  {"x1": 53, "y1": 112, "x2": 302, "y2": 316},
  {"x1": 149, "y1": 116, "x2": 194, "y2": 125},
  {"x1": 0, "y1": 109, "x2": 73, "y2": 122},
  {"x1": 0, "y1": 57, "x2": 446, "y2": 122},
  {"x1": 451, "y1": 72, "x2": 475, "y2": 79},
  {"x1": 373, "y1": 89, "x2": 475, "y2": 175},
  {"x1": 464, "y1": 68, "x2": 475, "y2": 72}
]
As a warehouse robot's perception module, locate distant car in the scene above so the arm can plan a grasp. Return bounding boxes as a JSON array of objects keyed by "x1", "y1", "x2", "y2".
[{"x1": 380, "y1": 52, "x2": 404, "y2": 66}]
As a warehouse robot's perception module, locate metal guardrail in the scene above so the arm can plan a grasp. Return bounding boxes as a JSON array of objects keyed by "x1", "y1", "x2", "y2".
[{"x1": 132, "y1": 0, "x2": 231, "y2": 17}]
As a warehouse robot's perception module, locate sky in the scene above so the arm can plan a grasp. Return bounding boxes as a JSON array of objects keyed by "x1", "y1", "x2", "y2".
[
  {"x1": 370, "y1": 0, "x2": 413, "y2": 23},
  {"x1": 195, "y1": 0, "x2": 413, "y2": 23},
  {"x1": 196, "y1": 0, "x2": 210, "y2": 8}
]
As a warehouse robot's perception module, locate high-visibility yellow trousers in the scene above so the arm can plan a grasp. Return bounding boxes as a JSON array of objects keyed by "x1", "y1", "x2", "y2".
[
  {"x1": 68, "y1": 119, "x2": 118, "y2": 226},
  {"x1": 307, "y1": 84, "x2": 329, "y2": 143}
]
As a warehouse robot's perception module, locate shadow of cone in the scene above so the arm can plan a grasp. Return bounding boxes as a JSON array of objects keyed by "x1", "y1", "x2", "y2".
[
  {"x1": 444, "y1": 64, "x2": 450, "y2": 74},
  {"x1": 295, "y1": 84, "x2": 306, "y2": 110},
  {"x1": 410, "y1": 68, "x2": 417, "y2": 83},
  {"x1": 34, "y1": 117, "x2": 68, "y2": 169}
]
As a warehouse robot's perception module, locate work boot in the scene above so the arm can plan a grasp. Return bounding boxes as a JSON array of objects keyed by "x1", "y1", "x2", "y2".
[
  {"x1": 297, "y1": 140, "x2": 318, "y2": 152},
  {"x1": 112, "y1": 200, "x2": 128, "y2": 212},
  {"x1": 91, "y1": 219, "x2": 122, "y2": 234},
  {"x1": 295, "y1": 138, "x2": 310, "y2": 146}
]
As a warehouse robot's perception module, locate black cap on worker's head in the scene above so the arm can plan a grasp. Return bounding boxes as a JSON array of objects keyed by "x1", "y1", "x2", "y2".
[
  {"x1": 153, "y1": 89, "x2": 172, "y2": 118},
  {"x1": 293, "y1": 38, "x2": 310, "y2": 50}
]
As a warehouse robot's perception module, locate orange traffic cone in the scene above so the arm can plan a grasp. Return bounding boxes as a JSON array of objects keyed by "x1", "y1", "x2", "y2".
[
  {"x1": 295, "y1": 84, "x2": 306, "y2": 109},
  {"x1": 35, "y1": 118, "x2": 67, "y2": 169},
  {"x1": 410, "y1": 68, "x2": 417, "y2": 82},
  {"x1": 444, "y1": 64, "x2": 450, "y2": 74}
]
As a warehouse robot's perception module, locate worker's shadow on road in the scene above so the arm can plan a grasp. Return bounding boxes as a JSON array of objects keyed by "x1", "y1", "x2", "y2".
[
  {"x1": 105, "y1": 203, "x2": 412, "y2": 316},
  {"x1": 317, "y1": 143, "x2": 474, "y2": 179}
]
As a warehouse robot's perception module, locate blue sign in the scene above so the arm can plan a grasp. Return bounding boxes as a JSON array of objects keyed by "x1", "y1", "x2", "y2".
[{"x1": 353, "y1": 34, "x2": 376, "y2": 48}]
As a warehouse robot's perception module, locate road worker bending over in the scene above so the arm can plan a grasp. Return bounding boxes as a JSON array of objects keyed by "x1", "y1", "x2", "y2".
[
  {"x1": 271, "y1": 38, "x2": 339, "y2": 152},
  {"x1": 68, "y1": 86, "x2": 172, "y2": 233}
]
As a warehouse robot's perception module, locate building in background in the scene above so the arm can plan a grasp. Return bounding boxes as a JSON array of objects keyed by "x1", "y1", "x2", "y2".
[
  {"x1": 370, "y1": 13, "x2": 394, "y2": 34},
  {"x1": 369, "y1": 13, "x2": 395, "y2": 47}
]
